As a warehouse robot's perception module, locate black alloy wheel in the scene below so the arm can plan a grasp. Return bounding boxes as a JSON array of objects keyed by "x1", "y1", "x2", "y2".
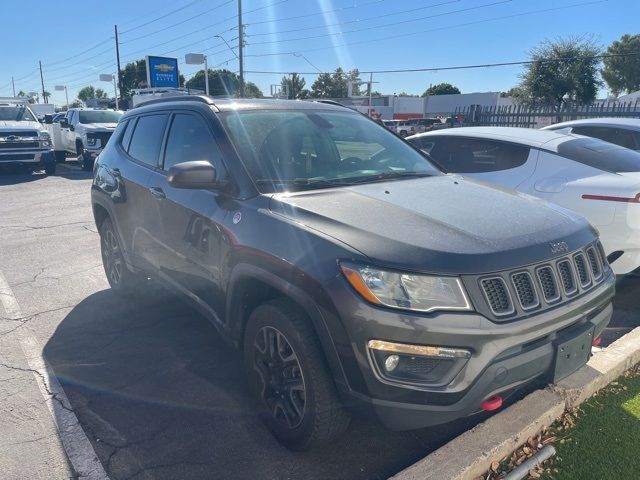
[
  {"x1": 253, "y1": 325, "x2": 307, "y2": 429},
  {"x1": 101, "y1": 225, "x2": 123, "y2": 287}
]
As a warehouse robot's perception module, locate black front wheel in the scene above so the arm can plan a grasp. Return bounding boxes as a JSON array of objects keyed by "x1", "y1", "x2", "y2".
[
  {"x1": 44, "y1": 163, "x2": 56, "y2": 175},
  {"x1": 244, "y1": 299, "x2": 351, "y2": 450}
]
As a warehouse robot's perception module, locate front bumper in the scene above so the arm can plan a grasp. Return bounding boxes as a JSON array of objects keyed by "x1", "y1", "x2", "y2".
[
  {"x1": 0, "y1": 149, "x2": 55, "y2": 169},
  {"x1": 330, "y1": 271, "x2": 615, "y2": 430},
  {"x1": 82, "y1": 146, "x2": 103, "y2": 160}
]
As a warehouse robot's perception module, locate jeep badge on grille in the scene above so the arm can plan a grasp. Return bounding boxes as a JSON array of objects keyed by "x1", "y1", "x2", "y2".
[{"x1": 550, "y1": 242, "x2": 569, "y2": 254}]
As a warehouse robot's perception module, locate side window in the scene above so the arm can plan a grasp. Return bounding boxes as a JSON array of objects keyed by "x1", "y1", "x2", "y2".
[
  {"x1": 127, "y1": 114, "x2": 168, "y2": 167},
  {"x1": 121, "y1": 118, "x2": 136, "y2": 151},
  {"x1": 163, "y1": 114, "x2": 225, "y2": 175},
  {"x1": 110, "y1": 120, "x2": 128, "y2": 148},
  {"x1": 409, "y1": 136, "x2": 435, "y2": 154},
  {"x1": 573, "y1": 126, "x2": 636, "y2": 150},
  {"x1": 428, "y1": 137, "x2": 530, "y2": 173}
]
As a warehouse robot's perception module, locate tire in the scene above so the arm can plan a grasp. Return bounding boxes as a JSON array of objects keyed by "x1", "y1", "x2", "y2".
[
  {"x1": 244, "y1": 298, "x2": 351, "y2": 450},
  {"x1": 44, "y1": 162, "x2": 56, "y2": 175},
  {"x1": 399, "y1": 130, "x2": 408, "y2": 138},
  {"x1": 77, "y1": 142, "x2": 93, "y2": 171},
  {"x1": 99, "y1": 217, "x2": 147, "y2": 295},
  {"x1": 55, "y1": 151, "x2": 66, "y2": 163}
]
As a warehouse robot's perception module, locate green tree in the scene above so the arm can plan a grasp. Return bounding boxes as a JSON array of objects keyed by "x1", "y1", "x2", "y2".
[
  {"x1": 347, "y1": 68, "x2": 362, "y2": 96},
  {"x1": 185, "y1": 69, "x2": 240, "y2": 96},
  {"x1": 514, "y1": 36, "x2": 602, "y2": 109},
  {"x1": 310, "y1": 68, "x2": 360, "y2": 98},
  {"x1": 281, "y1": 73, "x2": 306, "y2": 99},
  {"x1": 77, "y1": 86, "x2": 96, "y2": 103},
  {"x1": 422, "y1": 83, "x2": 461, "y2": 96},
  {"x1": 601, "y1": 34, "x2": 640, "y2": 96},
  {"x1": 244, "y1": 81, "x2": 263, "y2": 98},
  {"x1": 95, "y1": 88, "x2": 108, "y2": 99}
]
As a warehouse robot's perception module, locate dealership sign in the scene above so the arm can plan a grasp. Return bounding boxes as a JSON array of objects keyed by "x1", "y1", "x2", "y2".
[{"x1": 145, "y1": 56, "x2": 179, "y2": 88}]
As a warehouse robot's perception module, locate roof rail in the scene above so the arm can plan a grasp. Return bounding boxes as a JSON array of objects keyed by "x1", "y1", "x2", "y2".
[{"x1": 134, "y1": 95, "x2": 215, "y2": 108}]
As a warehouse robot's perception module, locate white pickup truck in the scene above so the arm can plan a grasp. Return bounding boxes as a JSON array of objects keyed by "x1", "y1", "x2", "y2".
[
  {"x1": 45, "y1": 108, "x2": 122, "y2": 170},
  {"x1": 0, "y1": 98, "x2": 56, "y2": 175}
]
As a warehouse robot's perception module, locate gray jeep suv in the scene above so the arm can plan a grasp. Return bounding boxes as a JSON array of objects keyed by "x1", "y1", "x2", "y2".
[{"x1": 91, "y1": 96, "x2": 615, "y2": 450}]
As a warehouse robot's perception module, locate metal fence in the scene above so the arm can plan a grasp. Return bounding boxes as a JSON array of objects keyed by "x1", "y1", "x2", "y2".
[{"x1": 453, "y1": 100, "x2": 640, "y2": 129}]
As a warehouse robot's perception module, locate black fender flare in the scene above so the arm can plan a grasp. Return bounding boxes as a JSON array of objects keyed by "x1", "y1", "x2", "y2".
[{"x1": 227, "y1": 263, "x2": 349, "y2": 390}]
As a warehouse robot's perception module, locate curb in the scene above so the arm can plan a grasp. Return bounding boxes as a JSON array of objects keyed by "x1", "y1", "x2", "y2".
[{"x1": 391, "y1": 326, "x2": 640, "y2": 480}]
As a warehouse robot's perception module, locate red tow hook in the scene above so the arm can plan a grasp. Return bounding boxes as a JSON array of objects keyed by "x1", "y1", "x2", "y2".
[
  {"x1": 481, "y1": 395, "x2": 503, "y2": 412},
  {"x1": 592, "y1": 336, "x2": 602, "y2": 347}
]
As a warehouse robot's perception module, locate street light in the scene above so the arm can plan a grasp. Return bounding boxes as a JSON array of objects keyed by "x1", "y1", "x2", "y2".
[
  {"x1": 54, "y1": 85, "x2": 68, "y2": 109},
  {"x1": 185, "y1": 53, "x2": 209, "y2": 96},
  {"x1": 99, "y1": 74, "x2": 119, "y2": 110}
]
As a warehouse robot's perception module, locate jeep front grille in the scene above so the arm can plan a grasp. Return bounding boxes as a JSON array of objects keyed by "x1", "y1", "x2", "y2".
[
  {"x1": 472, "y1": 241, "x2": 609, "y2": 320},
  {"x1": 480, "y1": 278, "x2": 513, "y2": 316}
]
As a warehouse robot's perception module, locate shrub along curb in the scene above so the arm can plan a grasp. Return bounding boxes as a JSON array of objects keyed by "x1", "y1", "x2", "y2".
[{"x1": 390, "y1": 327, "x2": 640, "y2": 480}]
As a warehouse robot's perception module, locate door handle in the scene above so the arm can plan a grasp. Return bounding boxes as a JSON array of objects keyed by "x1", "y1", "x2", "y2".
[{"x1": 149, "y1": 186, "x2": 166, "y2": 199}]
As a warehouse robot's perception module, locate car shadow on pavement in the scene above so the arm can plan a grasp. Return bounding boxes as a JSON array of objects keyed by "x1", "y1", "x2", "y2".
[
  {"x1": 44, "y1": 288, "x2": 491, "y2": 480},
  {"x1": 0, "y1": 168, "x2": 48, "y2": 185}
]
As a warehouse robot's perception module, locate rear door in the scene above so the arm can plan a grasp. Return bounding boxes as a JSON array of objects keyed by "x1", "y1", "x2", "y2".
[
  {"x1": 415, "y1": 135, "x2": 538, "y2": 188},
  {"x1": 111, "y1": 113, "x2": 170, "y2": 270},
  {"x1": 146, "y1": 110, "x2": 230, "y2": 320}
]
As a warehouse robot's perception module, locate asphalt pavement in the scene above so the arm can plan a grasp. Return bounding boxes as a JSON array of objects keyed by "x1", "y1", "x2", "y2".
[{"x1": 0, "y1": 160, "x2": 638, "y2": 480}]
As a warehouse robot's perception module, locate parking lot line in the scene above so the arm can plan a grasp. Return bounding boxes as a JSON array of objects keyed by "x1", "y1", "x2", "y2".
[{"x1": 0, "y1": 269, "x2": 109, "y2": 480}]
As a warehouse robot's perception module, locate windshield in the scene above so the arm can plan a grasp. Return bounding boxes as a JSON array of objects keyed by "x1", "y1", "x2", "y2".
[
  {"x1": 220, "y1": 109, "x2": 440, "y2": 192},
  {"x1": 78, "y1": 110, "x2": 122, "y2": 124},
  {"x1": 0, "y1": 105, "x2": 37, "y2": 122}
]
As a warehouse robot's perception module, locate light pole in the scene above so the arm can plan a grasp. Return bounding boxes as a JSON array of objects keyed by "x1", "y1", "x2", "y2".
[
  {"x1": 185, "y1": 53, "x2": 209, "y2": 96},
  {"x1": 99, "y1": 74, "x2": 119, "y2": 109},
  {"x1": 54, "y1": 85, "x2": 68, "y2": 110}
]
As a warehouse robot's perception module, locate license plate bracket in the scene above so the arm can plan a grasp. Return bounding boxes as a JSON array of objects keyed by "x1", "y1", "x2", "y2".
[{"x1": 552, "y1": 325, "x2": 595, "y2": 382}]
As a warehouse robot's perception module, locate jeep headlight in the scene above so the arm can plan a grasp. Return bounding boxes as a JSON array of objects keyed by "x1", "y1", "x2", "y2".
[
  {"x1": 39, "y1": 131, "x2": 52, "y2": 147},
  {"x1": 341, "y1": 263, "x2": 472, "y2": 312}
]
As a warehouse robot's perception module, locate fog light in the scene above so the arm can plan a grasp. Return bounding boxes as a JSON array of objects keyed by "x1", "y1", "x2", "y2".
[{"x1": 384, "y1": 355, "x2": 400, "y2": 372}]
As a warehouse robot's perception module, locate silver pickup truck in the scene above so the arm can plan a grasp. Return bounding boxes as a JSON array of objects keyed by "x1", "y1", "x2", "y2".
[{"x1": 0, "y1": 98, "x2": 56, "y2": 175}]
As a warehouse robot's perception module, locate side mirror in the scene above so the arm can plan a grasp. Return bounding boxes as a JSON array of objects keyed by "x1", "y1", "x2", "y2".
[
  {"x1": 167, "y1": 160, "x2": 222, "y2": 190},
  {"x1": 44, "y1": 114, "x2": 53, "y2": 124},
  {"x1": 60, "y1": 118, "x2": 69, "y2": 128}
]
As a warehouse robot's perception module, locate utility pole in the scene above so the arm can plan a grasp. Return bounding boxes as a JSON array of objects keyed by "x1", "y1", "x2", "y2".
[
  {"x1": 237, "y1": 0, "x2": 244, "y2": 97},
  {"x1": 39, "y1": 61, "x2": 46, "y2": 104},
  {"x1": 11, "y1": 76, "x2": 15, "y2": 97},
  {"x1": 114, "y1": 25, "x2": 122, "y2": 103}
]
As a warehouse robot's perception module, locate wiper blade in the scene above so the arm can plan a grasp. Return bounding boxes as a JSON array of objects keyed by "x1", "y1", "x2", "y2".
[
  {"x1": 340, "y1": 171, "x2": 433, "y2": 184},
  {"x1": 254, "y1": 178, "x2": 348, "y2": 188}
]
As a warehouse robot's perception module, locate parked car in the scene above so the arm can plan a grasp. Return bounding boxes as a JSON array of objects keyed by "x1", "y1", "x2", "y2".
[
  {"x1": 542, "y1": 117, "x2": 640, "y2": 151},
  {"x1": 381, "y1": 119, "x2": 416, "y2": 137},
  {"x1": 408, "y1": 118, "x2": 442, "y2": 133},
  {"x1": 92, "y1": 97, "x2": 614, "y2": 450},
  {"x1": 46, "y1": 108, "x2": 122, "y2": 170},
  {"x1": 43, "y1": 113, "x2": 66, "y2": 162},
  {"x1": 408, "y1": 127, "x2": 640, "y2": 274},
  {"x1": 0, "y1": 97, "x2": 56, "y2": 175}
]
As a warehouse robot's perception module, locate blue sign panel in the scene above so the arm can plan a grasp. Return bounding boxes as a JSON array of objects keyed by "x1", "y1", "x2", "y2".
[{"x1": 146, "y1": 56, "x2": 179, "y2": 88}]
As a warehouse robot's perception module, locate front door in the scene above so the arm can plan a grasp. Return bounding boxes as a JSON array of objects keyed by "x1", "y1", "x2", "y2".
[{"x1": 146, "y1": 111, "x2": 230, "y2": 320}]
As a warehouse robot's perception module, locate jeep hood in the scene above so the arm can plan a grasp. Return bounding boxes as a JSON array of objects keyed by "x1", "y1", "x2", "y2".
[
  {"x1": 269, "y1": 175, "x2": 596, "y2": 274},
  {"x1": 0, "y1": 120, "x2": 43, "y2": 131}
]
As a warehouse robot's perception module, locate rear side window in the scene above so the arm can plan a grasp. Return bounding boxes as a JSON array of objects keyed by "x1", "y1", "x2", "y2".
[
  {"x1": 420, "y1": 136, "x2": 530, "y2": 173},
  {"x1": 556, "y1": 137, "x2": 640, "y2": 173},
  {"x1": 127, "y1": 114, "x2": 168, "y2": 167},
  {"x1": 121, "y1": 118, "x2": 135, "y2": 150},
  {"x1": 163, "y1": 113, "x2": 225, "y2": 175},
  {"x1": 572, "y1": 126, "x2": 639, "y2": 151}
]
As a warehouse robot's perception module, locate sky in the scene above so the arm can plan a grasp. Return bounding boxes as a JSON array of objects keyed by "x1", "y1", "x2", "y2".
[{"x1": 1, "y1": 0, "x2": 638, "y2": 107}]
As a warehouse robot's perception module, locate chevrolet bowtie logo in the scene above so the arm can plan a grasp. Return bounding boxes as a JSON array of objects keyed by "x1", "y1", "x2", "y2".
[{"x1": 154, "y1": 63, "x2": 175, "y2": 72}]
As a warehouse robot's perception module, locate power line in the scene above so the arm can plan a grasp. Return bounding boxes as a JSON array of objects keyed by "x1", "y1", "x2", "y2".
[
  {"x1": 245, "y1": 0, "x2": 391, "y2": 27},
  {"x1": 246, "y1": 0, "x2": 512, "y2": 47},
  {"x1": 121, "y1": 0, "x2": 235, "y2": 44},
  {"x1": 244, "y1": 0, "x2": 608, "y2": 57},
  {"x1": 244, "y1": 52, "x2": 640, "y2": 76},
  {"x1": 44, "y1": 37, "x2": 113, "y2": 68},
  {"x1": 120, "y1": 0, "x2": 204, "y2": 34},
  {"x1": 248, "y1": 0, "x2": 461, "y2": 38}
]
